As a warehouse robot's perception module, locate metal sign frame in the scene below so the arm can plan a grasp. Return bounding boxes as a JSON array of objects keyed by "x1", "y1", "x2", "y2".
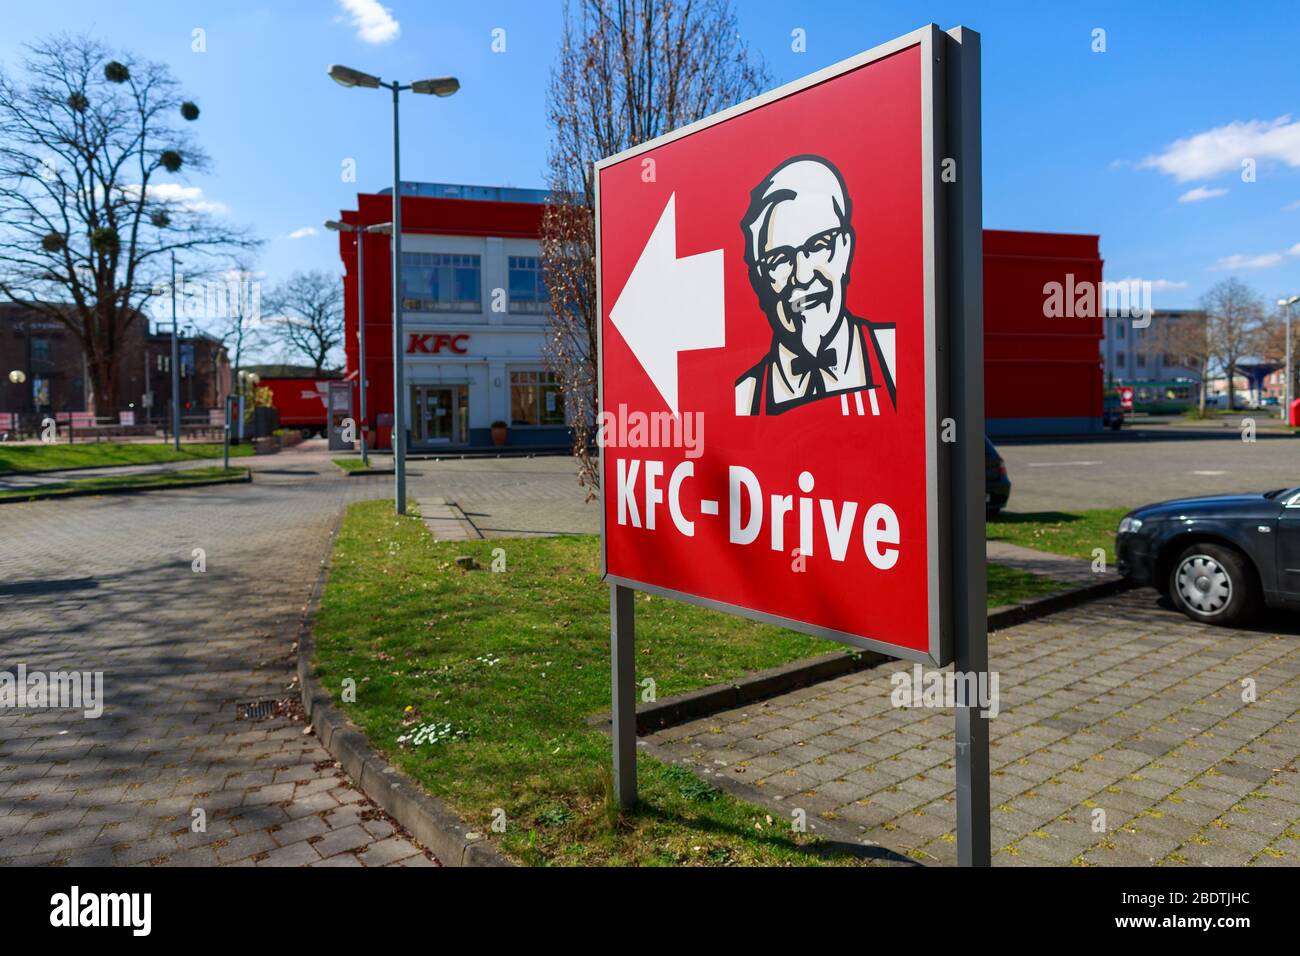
[{"x1": 593, "y1": 23, "x2": 988, "y2": 866}]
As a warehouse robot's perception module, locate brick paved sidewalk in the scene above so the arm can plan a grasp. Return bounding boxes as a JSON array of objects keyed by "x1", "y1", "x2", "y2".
[
  {"x1": 0, "y1": 451, "x2": 434, "y2": 866},
  {"x1": 641, "y1": 591, "x2": 1300, "y2": 866}
]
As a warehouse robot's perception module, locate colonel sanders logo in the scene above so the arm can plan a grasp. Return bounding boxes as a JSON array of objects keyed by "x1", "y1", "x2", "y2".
[{"x1": 735, "y1": 155, "x2": 897, "y2": 417}]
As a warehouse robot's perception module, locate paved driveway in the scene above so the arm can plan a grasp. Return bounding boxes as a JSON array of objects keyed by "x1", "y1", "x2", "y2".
[
  {"x1": 998, "y1": 431, "x2": 1300, "y2": 512},
  {"x1": 642, "y1": 590, "x2": 1300, "y2": 866},
  {"x1": 0, "y1": 447, "x2": 433, "y2": 866}
]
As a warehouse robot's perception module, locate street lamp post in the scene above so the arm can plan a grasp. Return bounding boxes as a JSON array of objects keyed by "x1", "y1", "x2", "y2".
[
  {"x1": 1279, "y1": 295, "x2": 1300, "y2": 421},
  {"x1": 170, "y1": 251, "x2": 182, "y2": 451},
  {"x1": 328, "y1": 64, "x2": 458, "y2": 514},
  {"x1": 325, "y1": 220, "x2": 394, "y2": 467}
]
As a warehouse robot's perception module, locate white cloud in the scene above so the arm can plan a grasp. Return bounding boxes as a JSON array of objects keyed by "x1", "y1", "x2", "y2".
[
  {"x1": 1178, "y1": 186, "x2": 1227, "y2": 203},
  {"x1": 1210, "y1": 242, "x2": 1300, "y2": 270},
  {"x1": 1211, "y1": 252, "x2": 1286, "y2": 271},
  {"x1": 124, "y1": 182, "x2": 229, "y2": 216},
  {"x1": 1111, "y1": 277, "x2": 1190, "y2": 292},
  {"x1": 1286, "y1": 200, "x2": 1300, "y2": 211},
  {"x1": 1140, "y1": 115, "x2": 1300, "y2": 183},
  {"x1": 337, "y1": 0, "x2": 400, "y2": 44},
  {"x1": 284, "y1": 227, "x2": 318, "y2": 240}
]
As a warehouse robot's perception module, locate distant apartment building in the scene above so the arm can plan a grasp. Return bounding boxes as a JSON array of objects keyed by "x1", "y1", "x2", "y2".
[{"x1": 1101, "y1": 308, "x2": 1205, "y2": 407}]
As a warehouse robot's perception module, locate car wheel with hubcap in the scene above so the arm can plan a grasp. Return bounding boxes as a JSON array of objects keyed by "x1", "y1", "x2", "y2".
[{"x1": 1168, "y1": 543, "x2": 1259, "y2": 626}]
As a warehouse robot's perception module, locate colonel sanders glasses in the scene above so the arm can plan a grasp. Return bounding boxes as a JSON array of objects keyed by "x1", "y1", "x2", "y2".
[{"x1": 757, "y1": 227, "x2": 849, "y2": 289}]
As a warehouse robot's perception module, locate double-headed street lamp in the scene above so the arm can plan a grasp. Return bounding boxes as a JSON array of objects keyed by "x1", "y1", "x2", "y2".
[
  {"x1": 328, "y1": 64, "x2": 459, "y2": 515},
  {"x1": 324, "y1": 219, "x2": 392, "y2": 467},
  {"x1": 1279, "y1": 294, "x2": 1300, "y2": 421}
]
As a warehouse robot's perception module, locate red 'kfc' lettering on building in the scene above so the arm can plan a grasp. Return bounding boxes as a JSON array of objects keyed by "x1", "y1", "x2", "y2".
[{"x1": 406, "y1": 333, "x2": 470, "y2": 354}]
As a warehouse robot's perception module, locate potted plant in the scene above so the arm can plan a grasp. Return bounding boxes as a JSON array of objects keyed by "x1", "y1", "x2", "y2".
[{"x1": 490, "y1": 420, "x2": 508, "y2": 447}]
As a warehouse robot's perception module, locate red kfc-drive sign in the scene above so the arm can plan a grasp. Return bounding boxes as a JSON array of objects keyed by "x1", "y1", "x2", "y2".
[{"x1": 597, "y1": 27, "x2": 951, "y2": 664}]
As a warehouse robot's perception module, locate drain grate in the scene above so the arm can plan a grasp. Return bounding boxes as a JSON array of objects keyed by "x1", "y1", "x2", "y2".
[{"x1": 237, "y1": 699, "x2": 280, "y2": 720}]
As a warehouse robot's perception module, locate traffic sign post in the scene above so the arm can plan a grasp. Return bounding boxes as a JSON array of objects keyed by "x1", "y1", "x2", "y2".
[{"x1": 595, "y1": 24, "x2": 988, "y2": 863}]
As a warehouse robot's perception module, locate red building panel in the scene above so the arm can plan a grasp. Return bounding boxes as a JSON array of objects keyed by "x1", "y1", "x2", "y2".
[{"x1": 983, "y1": 229, "x2": 1104, "y2": 435}]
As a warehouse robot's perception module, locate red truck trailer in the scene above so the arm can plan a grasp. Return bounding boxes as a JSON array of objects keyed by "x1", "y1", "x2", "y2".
[{"x1": 259, "y1": 376, "x2": 337, "y2": 437}]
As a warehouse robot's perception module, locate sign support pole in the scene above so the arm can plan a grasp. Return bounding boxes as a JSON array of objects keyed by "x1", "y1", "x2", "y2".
[
  {"x1": 610, "y1": 583, "x2": 637, "y2": 808},
  {"x1": 946, "y1": 26, "x2": 990, "y2": 867}
]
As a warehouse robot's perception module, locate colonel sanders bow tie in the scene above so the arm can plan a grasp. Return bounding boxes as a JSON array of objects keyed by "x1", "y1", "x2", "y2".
[{"x1": 790, "y1": 347, "x2": 837, "y2": 379}]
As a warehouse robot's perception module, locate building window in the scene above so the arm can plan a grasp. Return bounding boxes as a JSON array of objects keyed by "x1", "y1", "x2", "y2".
[
  {"x1": 1136, "y1": 354, "x2": 1146, "y2": 369},
  {"x1": 401, "y1": 253, "x2": 481, "y2": 312},
  {"x1": 1117, "y1": 323, "x2": 1126, "y2": 340},
  {"x1": 1116, "y1": 351, "x2": 1125, "y2": 367},
  {"x1": 30, "y1": 338, "x2": 51, "y2": 371},
  {"x1": 508, "y1": 256, "x2": 550, "y2": 313},
  {"x1": 510, "y1": 370, "x2": 565, "y2": 426}
]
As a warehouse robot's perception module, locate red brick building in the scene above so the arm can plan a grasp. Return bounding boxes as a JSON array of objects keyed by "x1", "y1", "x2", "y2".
[{"x1": 0, "y1": 302, "x2": 230, "y2": 421}]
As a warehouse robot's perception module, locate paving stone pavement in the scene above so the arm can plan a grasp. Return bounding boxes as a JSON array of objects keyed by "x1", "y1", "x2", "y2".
[
  {"x1": 0, "y1": 445, "x2": 436, "y2": 867},
  {"x1": 404, "y1": 455, "x2": 598, "y2": 537},
  {"x1": 641, "y1": 591, "x2": 1300, "y2": 866}
]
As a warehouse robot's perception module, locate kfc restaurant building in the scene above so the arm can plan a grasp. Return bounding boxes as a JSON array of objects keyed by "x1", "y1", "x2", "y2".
[
  {"x1": 337, "y1": 182, "x2": 1106, "y2": 450},
  {"x1": 336, "y1": 182, "x2": 569, "y2": 452}
]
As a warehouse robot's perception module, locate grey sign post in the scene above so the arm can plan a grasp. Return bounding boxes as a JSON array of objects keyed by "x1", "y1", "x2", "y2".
[
  {"x1": 945, "y1": 26, "x2": 990, "y2": 867},
  {"x1": 610, "y1": 584, "x2": 637, "y2": 807},
  {"x1": 223, "y1": 394, "x2": 232, "y2": 470}
]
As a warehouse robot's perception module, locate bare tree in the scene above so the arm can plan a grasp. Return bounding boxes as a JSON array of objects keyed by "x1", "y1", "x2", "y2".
[
  {"x1": 0, "y1": 34, "x2": 256, "y2": 415},
  {"x1": 263, "y1": 270, "x2": 343, "y2": 374},
  {"x1": 207, "y1": 260, "x2": 264, "y2": 376},
  {"x1": 541, "y1": 0, "x2": 769, "y2": 495},
  {"x1": 1151, "y1": 310, "x2": 1211, "y2": 413},
  {"x1": 1201, "y1": 278, "x2": 1265, "y2": 411}
]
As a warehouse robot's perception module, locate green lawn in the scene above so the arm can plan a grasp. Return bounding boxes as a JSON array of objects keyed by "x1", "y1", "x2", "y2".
[
  {"x1": 0, "y1": 466, "x2": 249, "y2": 502},
  {"x1": 332, "y1": 458, "x2": 391, "y2": 475},
  {"x1": 987, "y1": 508, "x2": 1128, "y2": 565},
  {"x1": 0, "y1": 441, "x2": 252, "y2": 474},
  {"x1": 986, "y1": 562, "x2": 1071, "y2": 606},
  {"x1": 312, "y1": 501, "x2": 1072, "y2": 866}
]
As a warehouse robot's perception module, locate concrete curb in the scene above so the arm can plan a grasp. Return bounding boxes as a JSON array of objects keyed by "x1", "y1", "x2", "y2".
[
  {"x1": 0, "y1": 468, "x2": 252, "y2": 505},
  {"x1": 987, "y1": 573, "x2": 1134, "y2": 632},
  {"x1": 599, "y1": 572, "x2": 1137, "y2": 734},
  {"x1": 589, "y1": 650, "x2": 889, "y2": 735},
  {"x1": 296, "y1": 512, "x2": 513, "y2": 868},
  {"x1": 0, "y1": 452, "x2": 251, "y2": 477}
]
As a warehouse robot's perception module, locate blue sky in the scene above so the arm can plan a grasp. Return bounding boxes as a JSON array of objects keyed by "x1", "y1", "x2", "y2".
[{"x1": 3, "y1": 0, "x2": 1299, "y2": 316}]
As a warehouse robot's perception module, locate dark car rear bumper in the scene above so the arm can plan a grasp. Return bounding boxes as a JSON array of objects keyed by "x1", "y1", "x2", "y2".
[{"x1": 986, "y1": 480, "x2": 1010, "y2": 511}]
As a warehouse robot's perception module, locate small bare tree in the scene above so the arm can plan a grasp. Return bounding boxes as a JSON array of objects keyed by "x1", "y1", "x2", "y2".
[
  {"x1": 1201, "y1": 277, "x2": 1265, "y2": 411},
  {"x1": 542, "y1": 0, "x2": 768, "y2": 495},
  {"x1": 0, "y1": 35, "x2": 255, "y2": 414},
  {"x1": 201, "y1": 259, "x2": 263, "y2": 375},
  {"x1": 263, "y1": 270, "x2": 343, "y2": 374}
]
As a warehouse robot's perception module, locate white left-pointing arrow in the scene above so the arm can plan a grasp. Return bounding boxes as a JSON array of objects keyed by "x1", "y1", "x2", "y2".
[{"x1": 609, "y1": 193, "x2": 725, "y2": 415}]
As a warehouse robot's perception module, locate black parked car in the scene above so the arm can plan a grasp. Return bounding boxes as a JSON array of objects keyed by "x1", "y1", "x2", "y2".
[
  {"x1": 1102, "y1": 393, "x2": 1124, "y2": 431},
  {"x1": 985, "y1": 437, "x2": 1010, "y2": 515},
  {"x1": 1116, "y1": 486, "x2": 1300, "y2": 625}
]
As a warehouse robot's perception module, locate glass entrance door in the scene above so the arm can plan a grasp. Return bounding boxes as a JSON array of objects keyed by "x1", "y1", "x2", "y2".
[{"x1": 412, "y1": 384, "x2": 469, "y2": 445}]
